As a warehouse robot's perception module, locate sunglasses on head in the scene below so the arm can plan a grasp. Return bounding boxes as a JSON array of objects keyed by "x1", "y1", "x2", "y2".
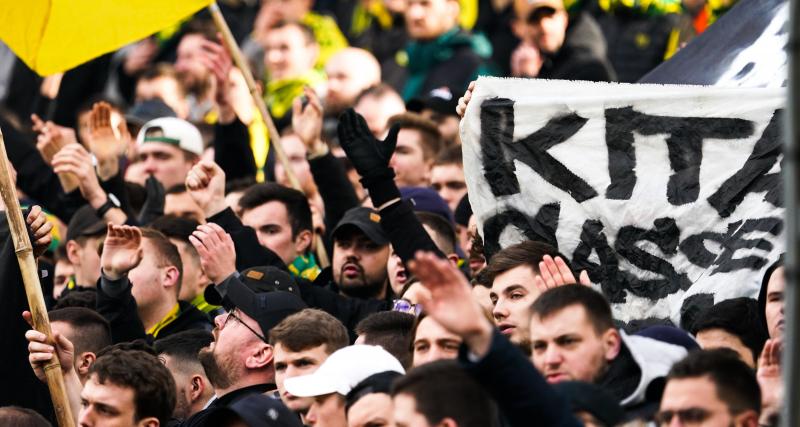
[{"x1": 527, "y1": 6, "x2": 557, "y2": 24}]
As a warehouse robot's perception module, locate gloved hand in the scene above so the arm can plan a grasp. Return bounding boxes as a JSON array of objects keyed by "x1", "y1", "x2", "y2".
[
  {"x1": 137, "y1": 175, "x2": 165, "y2": 225},
  {"x1": 337, "y1": 108, "x2": 401, "y2": 207}
]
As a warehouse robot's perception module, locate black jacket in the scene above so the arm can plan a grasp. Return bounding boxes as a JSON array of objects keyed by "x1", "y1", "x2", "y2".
[
  {"x1": 538, "y1": 12, "x2": 617, "y2": 82},
  {"x1": 208, "y1": 207, "x2": 387, "y2": 335},
  {"x1": 458, "y1": 330, "x2": 582, "y2": 427},
  {"x1": 96, "y1": 274, "x2": 211, "y2": 343}
]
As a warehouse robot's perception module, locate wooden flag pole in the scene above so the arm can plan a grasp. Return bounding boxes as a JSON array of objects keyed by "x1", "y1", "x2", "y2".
[
  {"x1": 208, "y1": 3, "x2": 330, "y2": 268},
  {"x1": 0, "y1": 130, "x2": 75, "y2": 427}
]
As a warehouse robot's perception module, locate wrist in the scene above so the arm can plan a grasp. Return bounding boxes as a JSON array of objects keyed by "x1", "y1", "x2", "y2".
[
  {"x1": 101, "y1": 267, "x2": 126, "y2": 281},
  {"x1": 463, "y1": 319, "x2": 494, "y2": 358},
  {"x1": 307, "y1": 140, "x2": 329, "y2": 159},
  {"x1": 204, "y1": 199, "x2": 228, "y2": 218}
]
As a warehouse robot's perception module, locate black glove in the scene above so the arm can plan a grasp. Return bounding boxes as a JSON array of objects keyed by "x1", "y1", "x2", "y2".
[
  {"x1": 337, "y1": 109, "x2": 401, "y2": 207},
  {"x1": 137, "y1": 175, "x2": 165, "y2": 225}
]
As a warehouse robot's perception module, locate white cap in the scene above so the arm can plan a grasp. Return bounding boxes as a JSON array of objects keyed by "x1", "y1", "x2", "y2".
[
  {"x1": 136, "y1": 117, "x2": 204, "y2": 156},
  {"x1": 284, "y1": 345, "x2": 405, "y2": 397}
]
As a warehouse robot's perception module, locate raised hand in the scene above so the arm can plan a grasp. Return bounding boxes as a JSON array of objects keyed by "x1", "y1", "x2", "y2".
[
  {"x1": 198, "y1": 38, "x2": 235, "y2": 124},
  {"x1": 337, "y1": 108, "x2": 400, "y2": 180},
  {"x1": 87, "y1": 102, "x2": 126, "y2": 179},
  {"x1": 51, "y1": 144, "x2": 105, "y2": 206},
  {"x1": 27, "y1": 205, "x2": 53, "y2": 258},
  {"x1": 189, "y1": 222, "x2": 237, "y2": 284},
  {"x1": 23, "y1": 311, "x2": 75, "y2": 381},
  {"x1": 409, "y1": 251, "x2": 494, "y2": 357},
  {"x1": 757, "y1": 338, "x2": 783, "y2": 423},
  {"x1": 456, "y1": 80, "x2": 476, "y2": 118},
  {"x1": 533, "y1": 255, "x2": 591, "y2": 291},
  {"x1": 101, "y1": 224, "x2": 143, "y2": 280},
  {"x1": 292, "y1": 87, "x2": 327, "y2": 156},
  {"x1": 186, "y1": 160, "x2": 227, "y2": 218}
]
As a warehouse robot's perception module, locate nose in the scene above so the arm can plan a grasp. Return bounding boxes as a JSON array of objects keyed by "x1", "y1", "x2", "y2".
[
  {"x1": 77, "y1": 407, "x2": 92, "y2": 426},
  {"x1": 492, "y1": 299, "x2": 508, "y2": 321},
  {"x1": 142, "y1": 157, "x2": 158, "y2": 174},
  {"x1": 305, "y1": 404, "x2": 318, "y2": 424},
  {"x1": 543, "y1": 345, "x2": 562, "y2": 366},
  {"x1": 407, "y1": 3, "x2": 423, "y2": 20},
  {"x1": 389, "y1": 152, "x2": 398, "y2": 168},
  {"x1": 214, "y1": 313, "x2": 226, "y2": 329}
]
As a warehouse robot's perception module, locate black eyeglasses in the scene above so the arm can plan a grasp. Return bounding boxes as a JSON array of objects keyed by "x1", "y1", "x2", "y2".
[
  {"x1": 224, "y1": 308, "x2": 268, "y2": 343},
  {"x1": 431, "y1": 181, "x2": 467, "y2": 191},
  {"x1": 654, "y1": 408, "x2": 712, "y2": 426}
]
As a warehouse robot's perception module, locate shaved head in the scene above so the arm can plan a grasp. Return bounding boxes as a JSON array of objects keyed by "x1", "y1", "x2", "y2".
[{"x1": 325, "y1": 48, "x2": 382, "y2": 112}]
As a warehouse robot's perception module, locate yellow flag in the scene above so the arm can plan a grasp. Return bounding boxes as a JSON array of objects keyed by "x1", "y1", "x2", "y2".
[{"x1": 0, "y1": 0, "x2": 212, "y2": 76}]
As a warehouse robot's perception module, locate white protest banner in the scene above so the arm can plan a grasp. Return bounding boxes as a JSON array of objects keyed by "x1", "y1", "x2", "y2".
[{"x1": 461, "y1": 77, "x2": 785, "y2": 328}]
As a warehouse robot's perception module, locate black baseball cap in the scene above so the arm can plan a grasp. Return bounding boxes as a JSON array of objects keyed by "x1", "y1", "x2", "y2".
[
  {"x1": 332, "y1": 207, "x2": 389, "y2": 246},
  {"x1": 125, "y1": 99, "x2": 177, "y2": 128},
  {"x1": 204, "y1": 266, "x2": 302, "y2": 306},
  {"x1": 406, "y1": 87, "x2": 460, "y2": 118},
  {"x1": 226, "y1": 285, "x2": 306, "y2": 337},
  {"x1": 66, "y1": 205, "x2": 107, "y2": 242},
  {"x1": 204, "y1": 393, "x2": 303, "y2": 427}
]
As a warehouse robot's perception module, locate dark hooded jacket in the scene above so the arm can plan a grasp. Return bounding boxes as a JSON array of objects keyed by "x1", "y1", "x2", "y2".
[{"x1": 538, "y1": 12, "x2": 617, "y2": 82}]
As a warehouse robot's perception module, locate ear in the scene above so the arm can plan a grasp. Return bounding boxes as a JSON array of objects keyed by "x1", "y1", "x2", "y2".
[
  {"x1": 447, "y1": 0, "x2": 461, "y2": 21},
  {"x1": 162, "y1": 265, "x2": 181, "y2": 292},
  {"x1": 735, "y1": 410, "x2": 759, "y2": 427},
  {"x1": 137, "y1": 417, "x2": 159, "y2": 427},
  {"x1": 77, "y1": 352, "x2": 96, "y2": 377},
  {"x1": 246, "y1": 343, "x2": 274, "y2": 369},
  {"x1": 447, "y1": 254, "x2": 460, "y2": 266},
  {"x1": 188, "y1": 375, "x2": 206, "y2": 404},
  {"x1": 66, "y1": 240, "x2": 81, "y2": 265},
  {"x1": 602, "y1": 328, "x2": 622, "y2": 361},
  {"x1": 294, "y1": 229, "x2": 313, "y2": 255}
]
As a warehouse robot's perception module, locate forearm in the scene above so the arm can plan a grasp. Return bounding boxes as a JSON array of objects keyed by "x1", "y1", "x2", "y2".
[
  {"x1": 96, "y1": 273, "x2": 147, "y2": 342},
  {"x1": 213, "y1": 117, "x2": 256, "y2": 181},
  {"x1": 379, "y1": 199, "x2": 445, "y2": 262},
  {"x1": 309, "y1": 152, "x2": 359, "y2": 234}
]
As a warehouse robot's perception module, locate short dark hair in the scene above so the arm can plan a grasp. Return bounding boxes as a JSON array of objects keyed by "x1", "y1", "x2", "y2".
[
  {"x1": 90, "y1": 349, "x2": 176, "y2": 425},
  {"x1": 141, "y1": 228, "x2": 183, "y2": 296},
  {"x1": 49, "y1": 307, "x2": 112, "y2": 356},
  {"x1": 666, "y1": 349, "x2": 761, "y2": 415},
  {"x1": 434, "y1": 144, "x2": 463, "y2": 167},
  {"x1": 485, "y1": 240, "x2": 564, "y2": 285},
  {"x1": 239, "y1": 183, "x2": 313, "y2": 238},
  {"x1": 392, "y1": 360, "x2": 496, "y2": 427},
  {"x1": 149, "y1": 215, "x2": 200, "y2": 242},
  {"x1": 690, "y1": 298, "x2": 767, "y2": 363},
  {"x1": 52, "y1": 289, "x2": 97, "y2": 310},
  {"x1": 269, "y1": 309, "x2": 349, "y2": 354},
  {"x1": 225, "y1": 177, "x2": 256, "y2": 195},
  {"x1": 387, "y1": 113, "x2": 443, "y2": 162},
  {"x1": 0, "y1": 406, "x2": 50, "y2": 427},
  {"x1": 154, "y1": 329, "x2": 214, "y2": 374},
  {"x1": 416, "y1": 212, "x2": 456, "y2": 255},
  {"x1": 97, "y1": 339, "x2": 157, "y2": 358},
  {"x1": 530, "y1": 285, "x2": 615, "y2": 334},
  {"x1": 356, "y1": 311, "x2": 416, "y2": 369}
]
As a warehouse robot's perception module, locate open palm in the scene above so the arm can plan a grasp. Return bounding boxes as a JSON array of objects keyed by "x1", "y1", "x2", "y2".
[{"x1": 101, "y1": 224, "x2": 143, "y2": 280}]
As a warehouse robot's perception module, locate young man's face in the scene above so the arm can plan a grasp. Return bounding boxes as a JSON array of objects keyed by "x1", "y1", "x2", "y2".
[
  {"x1": 274, "y1": 343, "x2": 331, "y2": 413},
  {"x1": 387, "y1": 247, "x2": 407, "y2": 296},
  {"x1": 274, "y1": 135, "x2": 315, "y2": 195},
  {"x1": 264, "y1": 25, "x2": 316, "y2": 81},
  {"x1": 490, "y1": 265, "x2": 540, "y2": 347},
  {"x1": 393, "y1": 393, "x2": 433, "y2": 427},
  {"x1": 78, "y1": 375, "x2": 142, "y2": 427},
  {"x1": 138, "y1": 142, "x2": 195, "y2": 190},
  {"x1": 332, "y1": 228, "x2": 390, "y2": 299},
  {"x1": 305, "y1": 393, "x2": 347, "y2": 427},
  {"x1": 175, "y1": 34, "x2": 211, "y2": 94},
  {"x1": 259, "y1": 0, "x2": 310, "y2": 23},
  {"x1": 390, "y1": 129, "x2": 431, "y2": 188},
  {"x1": 128, "y1": 239, "x2": 176, "y2": 314},
  {"x1": 68, "y1": 235, "x2": 103, "y2": 287},
  {"x1": 165, "y1": 191, "x2": 205, "y2": 222},
  {"x1": 405, "y1": 0, "x2": 458, "y2": 41},
  {"x1": 517, "y1": 7, "x2": 569, "y2": 54},
  {"x1": 241, "y1": 200, "x2": 307, "y2": 266},
  {"x1": 430, "y1": 164, "x2": 466, "y2": 211},
  {"x1": 658, "y1": 376, "x2": 755, "y2": 427},
  {"x1": 412, "y1": 316, "x2": 462, "y2": 367},
  {"x1": 529, "y1": 304, "x2": 618, "y2": 384},
  {"x1": 347, "y1": 393, "x2": 394, "y2": 427},
  {"x1": 765, "y1": 266, "x2": 785, "y2": 339}
]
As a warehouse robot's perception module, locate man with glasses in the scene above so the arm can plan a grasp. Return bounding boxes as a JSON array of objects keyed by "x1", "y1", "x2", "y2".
[
  {"x1": 181, "y1": 267, "x2": 307, "y2": 426},
  {"x1": 657, "y1": 349, "x2": 761, "y2": 427}
]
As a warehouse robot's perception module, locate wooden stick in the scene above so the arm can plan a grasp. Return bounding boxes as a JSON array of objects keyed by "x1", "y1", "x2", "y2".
[
  {"x1": 208, "y1": 3, "x2": 330, "y2": 268},
  {"x1": 0, "y1": 129, "x2": 75, "y2": 427}
]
